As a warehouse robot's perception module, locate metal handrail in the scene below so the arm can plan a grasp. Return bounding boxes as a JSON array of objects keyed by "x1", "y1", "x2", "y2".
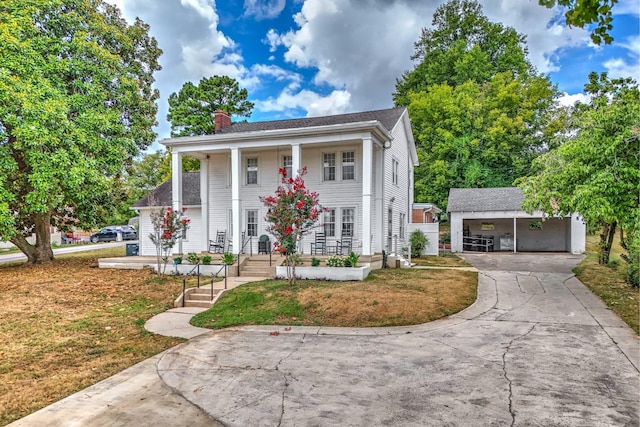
[{"x1": 237, "y1": 234, "x2": 252, "y2": 276}]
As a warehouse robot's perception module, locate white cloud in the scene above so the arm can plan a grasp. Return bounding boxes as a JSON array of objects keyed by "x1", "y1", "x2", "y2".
[
  {"x1": 613, "y1": 0, "x2": 640, "y2": 16},
  {"x1": 271, "y1": 0, "x2": 433, "y2": 113},
  {"x1": 256, "y1": 87, "x2": 351, "y2": 117},
  {"x1": 604, "y1": 35, "x2": 640, "y2": 80},
  {"x1": 557, "y1": 92, "x2": 590, "y2": 106},
  {"x1": 481, "y1": 1, "x2": 589, "y2": 74},
  {"x1": 103, "y1": 0, "x2": 250, "y2": 140},
  {"x1": 244, "y1": 0, "x2": 287, "y2": 20}
]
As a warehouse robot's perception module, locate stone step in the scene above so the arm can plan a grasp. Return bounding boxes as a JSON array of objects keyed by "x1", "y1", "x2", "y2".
[
  {"x1": 183, "y1": 300, "x2": 213, "y2": 309},
  {"x1": 188, "y1": 292, "x2": 216, "y2": 301}
]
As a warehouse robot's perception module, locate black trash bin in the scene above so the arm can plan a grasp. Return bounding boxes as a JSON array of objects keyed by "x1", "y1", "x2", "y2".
[{"x1": 126, "y1": 243, "x2": 139, "y2": 256}]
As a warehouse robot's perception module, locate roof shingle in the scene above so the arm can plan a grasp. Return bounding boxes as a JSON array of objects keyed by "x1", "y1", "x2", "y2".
[
  {"x1": 131, "y1": 172, "x2": 200, "y2": 208},
  {"x1": 218, "y1": 107, "x2": 406, "y2": 134},
  {"x1": 447, "y1": 187, "x2": 525, "y2": 212}
]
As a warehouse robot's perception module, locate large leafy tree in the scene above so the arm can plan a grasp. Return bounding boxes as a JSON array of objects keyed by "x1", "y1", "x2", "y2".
[
  {"x1": 167, "y1": 75, "x2": 254, "y2": 137},
  {"x1": 394, "y1": 0, "x2": 532, "y2": 106},
  {"x1": 538, "y1": 0, "x2": 618, "y2": 44},
  {"x1": 517, "y1": 72, "x2": 640, "y2": 271},
  {"x1": 395, "y1": 0, "x2": 558, "y2": 209},
  {"x1": 0, "y1": 0, "x2": 161, "y2": 263}
]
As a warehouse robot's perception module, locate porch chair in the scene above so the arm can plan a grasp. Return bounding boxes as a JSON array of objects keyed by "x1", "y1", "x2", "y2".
[
  {"x1": 209, "y1": 230, "x2": 226, "y2": 253},
  {"x1": 258, "y1": 234, "x2": 271, "y2": 254},
  {"x1": 336, "y1": 230, "x2": 353, "y2": 255},
  {"x1": 310, "y1": 232, "x2": 327, "y2": 255}
]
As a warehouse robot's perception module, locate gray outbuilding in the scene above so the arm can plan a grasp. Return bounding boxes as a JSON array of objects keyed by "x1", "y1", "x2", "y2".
[{"x1": 447, "y1": 187, "x2": 586, "y2": 254}]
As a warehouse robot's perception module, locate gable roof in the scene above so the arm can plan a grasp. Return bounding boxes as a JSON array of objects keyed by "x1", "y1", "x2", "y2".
[
  {"x1": 217, "y1": 107, "x2": 406, "y2": 135},
  {"x1": 131, "y1": 172, "x2": 200, "y2": 208},
  {"x1": 447, "y1": 187, "x2": 525, "y2": 212}
]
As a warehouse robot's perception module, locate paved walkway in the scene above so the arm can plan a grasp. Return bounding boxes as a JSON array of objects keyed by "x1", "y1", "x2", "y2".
[{"x1": 10, "y1": 254, "x2": 639, "y2": 426}]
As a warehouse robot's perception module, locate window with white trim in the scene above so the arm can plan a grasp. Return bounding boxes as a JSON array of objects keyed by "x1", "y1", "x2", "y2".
[
  {"x1": 324, "y1": 208, "x2": 336, "y2": 237},
  {"x1": 342, "y1": 151, "x2": 355, "y2": 180},
  {"x1": 341, "y1": 208, "x2": 355, "y2": 237},
  {"x1": 323, "y1": 153, "x2": 336, "y2": 181},
  {"x1": 399, "y1": 213, "x2": 405, "y2": 239},
  {"x1": 392, "y1": 158, "x2": 399, "y2": 186},
  {"x1": 246, "y1": 157, "x2": 258, "y2": 185},
  {"x1": 247, "y1": 210, "x2": 258, "y2": 237},
  {"x1": 283, "y1": 155, "x2": 292, "y2": 179}
]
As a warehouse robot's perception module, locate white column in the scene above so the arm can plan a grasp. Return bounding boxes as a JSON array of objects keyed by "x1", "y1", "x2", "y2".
[
  {"x1": 362, "y1": 137, "x2": 373, "y2": 256},
  {"x1": 513, "y1": 217, "x2": 517, "y2": 253},
  {"x1": 231, "y1": 148, "x2": 242, "y2": 254},
  {"x1": 200, "y1": 157, "x2": 209, "y2": 252},
  {"x1": 291, "y1": 143, "x2": 301, "y2": 176},
  {"x1": 374, "y1": 146, "x2": 384, "y2": 253},
  {"x1": 171, "y1": 150, "x2": 183, "y2": 254}
]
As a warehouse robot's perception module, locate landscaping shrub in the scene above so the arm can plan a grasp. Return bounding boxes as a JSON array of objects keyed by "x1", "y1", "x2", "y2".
[
  {"x1": 326, "y1": 255, "x2": 345, "y2": 267},
  {"x1": 410, "y1": 230, "x2": 428, "y2": 258},
  {"x1": 202, "y1": 255, "x2": 212, "y2": 265},
  {"x1": 187, "y1": 252, "x2": 200, "y2": 264},
  {"x1": 311, "y1": 257, "x2": 320, "y2": 267}
]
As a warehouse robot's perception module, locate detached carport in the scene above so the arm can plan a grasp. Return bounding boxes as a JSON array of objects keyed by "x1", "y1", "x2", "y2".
[{"x1": 447, "y1": 187, "x2": 586, "y2": 254}]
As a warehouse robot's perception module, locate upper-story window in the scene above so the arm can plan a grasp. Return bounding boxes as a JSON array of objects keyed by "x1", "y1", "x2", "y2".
[
  {"x1": 246, "y1": 157, "x2": 258, "y2": 185},
  {"x1": 392, "y1": 158, "x2": 399, "y2": 186},
  {"x1": 342, "y1": 151, "x2": 355, "y2": 180},
  {"x1": 323, "y1": 153, "x2": 336, "y2": 181},
  {"x1": 283, "y1": 155, "x2": 292, "y2": 179}
]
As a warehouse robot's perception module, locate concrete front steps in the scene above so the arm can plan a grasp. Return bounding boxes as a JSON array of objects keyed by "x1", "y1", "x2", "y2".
[
  {"x1": 182, "y1": 287, "x2": 221, "y2": 308},
  {"x1": 239, "y1": 255, "x2": 280, "y2": 277}
]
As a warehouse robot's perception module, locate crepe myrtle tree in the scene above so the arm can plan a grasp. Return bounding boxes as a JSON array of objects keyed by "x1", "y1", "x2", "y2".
[
  {"x1": 261, "y1": 167, "x2": 323, "y2": 285},
  {"x1": 149, "y1": 207, "x2": 190, "y2": 276}
]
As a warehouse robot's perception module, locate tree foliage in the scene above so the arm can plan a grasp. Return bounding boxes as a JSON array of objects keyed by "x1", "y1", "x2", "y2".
[
  {"x1": 396, "y1": 0, "x2": 558, "y2": 209},
  {"x1": 538, "y1": 0, "x2": 618, "y2": 44},
  {"x1": 261, "y1": 167, "x2": 323, "y2": 286},
  {"x1": 167, "y1": 75, "x2": 254, "y2": 137},
  {"x1": 518, "y1": 72, "x2": 640, "y2": 271},
  {"x1": 394, "y1": 0, "x2": 532, "y2": 106},
  {"x1": 0, "y1": 0, "x2": 161, "y2": 263}
]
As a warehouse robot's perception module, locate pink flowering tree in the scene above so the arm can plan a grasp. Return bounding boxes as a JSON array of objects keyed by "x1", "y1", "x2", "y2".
[
  {"x1": 261, "y1": 167, "x2": 323, "y2": 285},
  {"x1": 149, "y1": 207, "x2": 190, "y2": 275}
]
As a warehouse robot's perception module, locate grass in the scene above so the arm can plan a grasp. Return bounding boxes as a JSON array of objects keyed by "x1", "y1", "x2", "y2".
[
  {"x1": 192, "y1": 268, "x2": 478, "y2": 329},
  {"x1": 1, "y1": 247, "x2": 478, "y2": 425},
  {"x1": 573, "y1": 234, "x2": 639, "y2": 334},
  {"x1": 0, "y1": 248, "x2": 189, "y2": 426},
  {"x1": 411, "y1": 252, "x2": 472, "y2": 267}
]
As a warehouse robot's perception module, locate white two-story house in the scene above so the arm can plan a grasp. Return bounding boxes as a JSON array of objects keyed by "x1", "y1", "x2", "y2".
[{"x1": 132, "y1": 107, "x2": 418, "y2": 259}]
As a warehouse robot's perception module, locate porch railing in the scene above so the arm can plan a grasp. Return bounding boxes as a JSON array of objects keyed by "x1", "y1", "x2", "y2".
[{"x1": 237, "y1": 234, "x2": 253, "y2": 276}]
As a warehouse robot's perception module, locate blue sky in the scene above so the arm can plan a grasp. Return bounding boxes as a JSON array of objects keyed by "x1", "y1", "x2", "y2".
[{"x1": 107, "y1": 0, "x2": 640, "y2": 148}]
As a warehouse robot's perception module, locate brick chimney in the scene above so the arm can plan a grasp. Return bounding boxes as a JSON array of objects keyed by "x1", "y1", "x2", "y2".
[{"x1": 214, "y1": 110, "x2": 231, "y2": 132}]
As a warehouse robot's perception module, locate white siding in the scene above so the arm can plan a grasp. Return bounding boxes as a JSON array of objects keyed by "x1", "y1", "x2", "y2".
[
  {"x1": 138, "y1": 207, "x2": 202, "y2": 256},
  {"x1": 383, "y1": 115, "x2": 415, "y2": 254}
]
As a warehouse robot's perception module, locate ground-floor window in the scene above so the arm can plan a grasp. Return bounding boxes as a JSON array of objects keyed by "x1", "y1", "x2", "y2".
[
  {"x1": 247, "y1": 210, "x2": 258, "y2": 237},
  {"x1": 341, "y1": 208, "x2": 355, "y2": 237}
]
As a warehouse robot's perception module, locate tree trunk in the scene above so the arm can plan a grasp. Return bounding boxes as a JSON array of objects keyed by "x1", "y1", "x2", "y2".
[
  {"x1": 598, "y1": 221, "x2": 617, "y2": 265},
  {"x1": 10, "y1": 212, "x2": 55, "y2": 264}
]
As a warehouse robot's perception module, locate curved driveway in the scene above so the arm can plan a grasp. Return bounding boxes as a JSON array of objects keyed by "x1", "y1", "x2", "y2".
[{"x1": 158, "y1": 253, "x2": 639, "y2": 426}]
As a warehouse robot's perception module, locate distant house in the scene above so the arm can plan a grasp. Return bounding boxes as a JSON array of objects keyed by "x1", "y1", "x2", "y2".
[
  {"x1": 412, "y1": 203, "x2": 442, "y2": 223},
  {"x1": 447, "y1": 187, "x2": 586, "y2": 254},
  {"x1": 132, "y1": 107, "x2": 419, "y2": 259}
]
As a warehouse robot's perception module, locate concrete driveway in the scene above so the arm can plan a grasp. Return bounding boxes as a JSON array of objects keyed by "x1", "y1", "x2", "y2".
[
  {"x1": 11, "y1": 253, "x2": 639, "y2": 426},
  {"x1": 155, "y1": 253, "x2": 638, "y2": 426}
]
